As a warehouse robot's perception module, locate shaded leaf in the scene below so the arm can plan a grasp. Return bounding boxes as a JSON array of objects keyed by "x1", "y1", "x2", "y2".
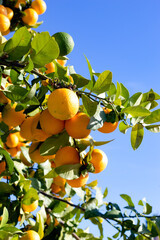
[
  {"x1": 82, "y1": 94, "x2": 98, "y2": 117},
  {"x1": 55, "y1": 164, "x2": 81, "y2": 180},
  {"x1": 144, "y1": 109, "x2": 160, "y2": 124},
  {"x1": 131, "y1": 124, "x2": 144, "y2": 150},
  {"x1": 92, "y1": 70, "x2": 112, "y2": 94}
]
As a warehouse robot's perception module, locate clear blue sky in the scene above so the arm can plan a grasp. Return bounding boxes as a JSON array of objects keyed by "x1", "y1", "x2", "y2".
[{"x1": 7, "y1": 0, "x2": 160, "y2": 237}]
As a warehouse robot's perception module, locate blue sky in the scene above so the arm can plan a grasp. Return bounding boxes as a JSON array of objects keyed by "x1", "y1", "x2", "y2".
[{"x1": 7, "y1": 0, "x2": 160, "y2": 237}]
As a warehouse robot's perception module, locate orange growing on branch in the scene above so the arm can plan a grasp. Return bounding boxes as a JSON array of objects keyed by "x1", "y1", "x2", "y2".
[
  {"x1": 98, "y1": 108, "x2": 118, "y2": 133},
  {"x1": 66, "y1": 173, "x2": 89, "y2": 188},
  {"x1": 89, "y1": 149, "x2": 108, "y2": 173},
  {"x1": 22, "y1": 8, "x2": 38, "y2": 26},
  {"x1": 31, "y1": 0, "x2": 47, "y2": 15}
]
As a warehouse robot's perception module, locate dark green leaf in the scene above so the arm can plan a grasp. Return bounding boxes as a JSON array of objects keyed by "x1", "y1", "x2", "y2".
[
  {"x1": 5, "y1": 85, "x2": 28, "y2": 101},
  {"x1": 131, "y1": 124, "x2": 144, "y2": 150},
  {"x1": 87, "y1": 104, "x2": 106, "y2": 130},
  {"x1": 82, "y1": 94, "x2": 98, "y2": 117},
  {"x1": 22, "y1": 188, "x2": 39, "y2": 205},
  {"x1": 104, "y1": 209, "x2": 122, "y2": 219},
  {"x1": 0, "y1": 148, "x2": 14, "y2": 174},
  {"x1": 71, "y1": 74, "x2": 90, "y2": 88},
  {"x1": 0, "y1": 182, "x2": 15, "y2": 195}
]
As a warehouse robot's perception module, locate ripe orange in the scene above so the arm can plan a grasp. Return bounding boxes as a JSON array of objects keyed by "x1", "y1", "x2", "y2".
[
  {"x1": 98, "y1": 108, "x2": 118, "y2": 133},
  {"x1": 0, "y1": 112, "x2": 2, "y2": 122},
  {"x1": 20, "y1": 116, "x2": 35, "y2": 141},
  {"x1": 89, "y1": 149, "x2": 108, "y2": 173},
  {"x1": 15, "y1": 0, "x2": 26, "y2": 8},
  {"x1": 40, "y1": 109, "x2": 65, "y2": 135},
  {"x1": 29, "y1": 142, "x2": 47, "y2": 164},
  {"x1": 1, "y1": 28, "x2": 10, "y2": 36},
  {"x1": 5, "y1": 133, "x2": 19, "y2": 148},
  {"x1": 46, "y1": 214, "x2": 59, "y2": 226},
  {"x1": 47, "y1": 88, "x2": 79, "y2": 120},
  {"x1": 57, "y1": 59, "x2": 67, "y2": 66},
  {"x1": 20, "y1": 230, "x2": 40, "y2": 240},
  {"x1": 6, "y1": 7, "x2": 14, "y2": 20},
  {"x1": 0, "y1": 5, "x2": 7, "y2": 16},
  {"x1": 53, "y1": 175, "x2": 66, "y2": 187},
  {"x1": 22, "y1": 200, "x2": 38, "y2": 213},
  {"x1": 65, "y1": 112, "x2": 91, "y2": 139},
  {"x1": 0, "y1": 14, "x2": 10, "y2": 32},
  {"x1": 0, "y1": 161, "x2": 6, "y2": 175},
  {"x1": 5, "y1": 146, "x2": 18, "y2": 157},
  {"x1": 51, "y1": 183, "x2": 61, "y2": 194},
  {"x1": 31, "y1": 0, "x2": 47, "y2": 15},
  {"x1": 66, "y1": 173, "x2": 89, "y2": 188},
  {"x1": 31, "y1": 112, "x2": 50, "y2": 142},
  {"x1": 45, "y1": 62, "x2": 55, "y2": 74},
  {"x1": 2, "y1": 104, "x2": 25, "y2": 128},
  {"x1": 54, "y1": 146, "x2": 80, "y2": 167},
  {"x1": 22, "y1": 8, "x2": 38, "y2": 26}
]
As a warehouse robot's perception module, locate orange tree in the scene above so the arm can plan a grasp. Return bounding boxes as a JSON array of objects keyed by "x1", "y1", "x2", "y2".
[{"x1": 0, "y1": 1, "x2": 160, "y2": 239}]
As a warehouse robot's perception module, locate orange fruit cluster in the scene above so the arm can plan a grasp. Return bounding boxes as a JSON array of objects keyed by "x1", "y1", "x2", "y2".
[{"x1": 0, "y1": 0, "x2": 47, "y2": 35}]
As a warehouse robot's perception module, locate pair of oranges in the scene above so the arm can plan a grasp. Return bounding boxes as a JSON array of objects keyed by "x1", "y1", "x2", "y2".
[{"x1": 0, "y1": 5, "x2": 13, "y2": 35}]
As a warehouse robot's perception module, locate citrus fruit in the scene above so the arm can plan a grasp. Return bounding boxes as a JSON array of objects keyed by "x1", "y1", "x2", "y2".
[
  {"x1": 51, "y1": 183, "x2": 61, "y2": 194},
  {"x1": 29, "y1": 142, "x2": 46, "y2": 164},
  {"x1": 53, "y1": 175, "x2": 66, "y2": 187},
  {"x1": 2, "y1": 104, "x2": 25, "y2": 128},
  {"x1": 0, "y1": 5, "x2": 7, "y2": 16},
  {"x1": 47, "y1": 88, "x2": 79, "y2": 120},
  {"x1": 5, "y1": 146, "x2": 18, "y2": 157},
  {"x1": 66, "y1": 173, "x2": 89, "y2": 188},
  {"x1": 45, "y1": 62, "x2": 55, "y2": 74},
  {"x1": 6, "y1": 7, "x2": 14, "y2": 20},
  {"x1": 89, "y1": 149, "x2": 108, "y2": 173},
  {"x1": 31, "y1": 0, "x2": 47, "y2": 15},
  {"x1": 20, "y1": 116, "x2": 35, "y2": 141},
  {"x1": 52, "y1": 32, "x2": 74, "y2": 56},
  {"x1": 40, "y1": 109, "x2": 65, "y2": 135},
  {"x1": 1, "y1": 28, "x2": 10, "y2": 36},
  {"x1": 98, "y1": 108, "x2": 118, "y2": 133},
  {"x1": 22, "y1": 8, "x2": 38, "y2": 26},
  {"x1": 0, "y1": 14, "x2": 10, "y2": 32},
  {"x1": 22, "y1": 200, "x2": 38, "y2": 213},
  {"x1": 57, "y1": 59, "x2": 67, "y2": 66},
  {"x1": 0, "y1": 161, "x2": 6, "y2": 175},
  {"x1": 20, "y1": 230, "x2": 40, "y2": 240},
  {"x1": 5, "y1": 133, "x2": 19, "y2": 148},
  {"x1": 65, "y1": 112, "x2": 91, "y2": 139},
  {"x1": 31, "y1": 112, "x2": 50, "y2": 142},
  {"x1": 54, "y1": 146, "x2": 80, "y2": 167},
  {"x1": 0, "y1": 92, "x2": 10, "y2": 104}
]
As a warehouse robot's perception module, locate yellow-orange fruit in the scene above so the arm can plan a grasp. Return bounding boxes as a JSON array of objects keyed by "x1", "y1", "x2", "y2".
[
  {"x1": 22, "y1": 8, "x2": 38, "y2": 26},
  {"x1": 31, "y1": 0, "x2": 47, "y2": 15},
  {"x1": 2, "y1": 104, "x2": 25, "y2": 128},
  {"x1": 5, "y1": 133, "x2": 19, "y2": 148},
  {"x1": 0, "y1": 5, "x2": 7, "y2": 16},
  {"x1": 20, "y1": 116, "x2": 35, "y2": 141},
  {"x1": 89, "y1": 149, "x2": 108, "y2": 173},
  {"x1": 21, "y1": 230, "x2": 40, "y2": 240},
  {"x1": 67, "y1": 173, "x2": 89, "y2": 188},
  {"x1": 0, "y1": 14, "x2": 10, "y2": 33},
  {"x1": 6, "y1": 146, "x2": 18, "y2": 157},
  {"x1": 6, "y1": 7, "x2": 14, "y2": 20},
  {"x1": 0, "y1": 161, "x2": 6, "y2": 175},
  {"x1": 1, "y1": 28, "x2": 10, "y2": 36},
  {"x1": 40, "y1": 109, "x2": 65, "y2": 135},
  {"x1": 31, "y1": 112, "x2": 50, "y2": 142},
  {"x1": 29, "y1": 142, "x2": 46, "y2": 164},
  {"x1": 57, "y1": 59, "x2": 67, "y2": 66},
  {"x1": 53, "y1": 175, "x2": 66, "y2": 187},
  {"x1": 22, "y1": 200, "x2": 38, "y2": 213},
  {"x1": 47, "y1": 88, "x2": 79, "y2": 120},
  {"x1": 65, "y1": 112, "x2": 91, "y2": 139},
  {"x1": 0, "y1": 92, "x2": 10, "y2": 104},
  {"x1": 98, "y1": 108, "x2": 118, "y2": 133},
  {"x1": 51, "y1": 183, "x2": 61, "y2": 194},
  {"x1": 45, "y1": 62, "x2": 55, "y2": 74},
  {"x1": 54, "y1": 146, "x2": 80, "y2": 167}
]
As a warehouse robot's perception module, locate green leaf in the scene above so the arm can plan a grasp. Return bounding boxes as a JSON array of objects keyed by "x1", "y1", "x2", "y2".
[
  {"x1": 145, "y1": 124, "x2": 160, "y2": 133},
  {"x1": 120, "y1": 194, "x2": 135, "y2": 207},
  {"x1": 30, "y1": 32, "x2": 59, "y2": 67},
  {"x1": 129, "y1": 92, "x2": 143, "y2": 106},
  {"x1": 37, "y1": 213, "x2": 44, "y2": 240},
  {"x1": 0, "y1": 148, "x2": 14, "y2": 174},
  {"x1": 131, "y1": 124, "x2": 144, "y2": 150},
  {"x1": 84, "y1": 56, "x2": 95, "y2": 90},
  {"x1": 0, "y1": 182, "x2": 15, "y2": 195},
  {"x1": 144, "y1": 109, "x2": 160, "y2": 124},
  {"x1": 22, "y1": 188, "x2": 39, "y2": 205},
  {"x1": 115, "y1": 82, "x2": 129, "y2": 102},
  {"x1": 92, "y1": 70, "x2": 112, "y2": 94},
  {"x1": 86, "y1": 180, "x2": 98, "y2": 188},
  {"x1": 43, "y1": 168, "x2": 57, "y2": 178},
  {"x1": 71, "y1": 74, "x2": 90, "y2": 88},
  {"x1": 122, "y1": 106, "x2": 150, "y2": 117},
  {"x1": 39, "y1": 131, "x2": 70, "y2": 156},
  {"x1": 119, "y1": 121, "x2": 130, "y2": 134},
  {"x1": 5, "y1": 85, "x2": 28, "y2": 101},
  {"x1": 55, "y1": 164, "x2": 81, "y2": 180},
  {"x1": 103, "y1": 187, "x2": 108, "y2": 198},
  {"x1": 0, "y1": 207, "x2": 8, "y2": 228},
  {"x1": 82, "y1": 94, "x2": 98, "y2": 117},
  {"x1": 4, "y1": 27, "x2": 31, "y2": 60},
  {"x1": 104, "y1": 209, "x2": 122, "y2": 219},
  {"x1": 87, "y1": 104, "x2": 107, "y2": 130}
]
